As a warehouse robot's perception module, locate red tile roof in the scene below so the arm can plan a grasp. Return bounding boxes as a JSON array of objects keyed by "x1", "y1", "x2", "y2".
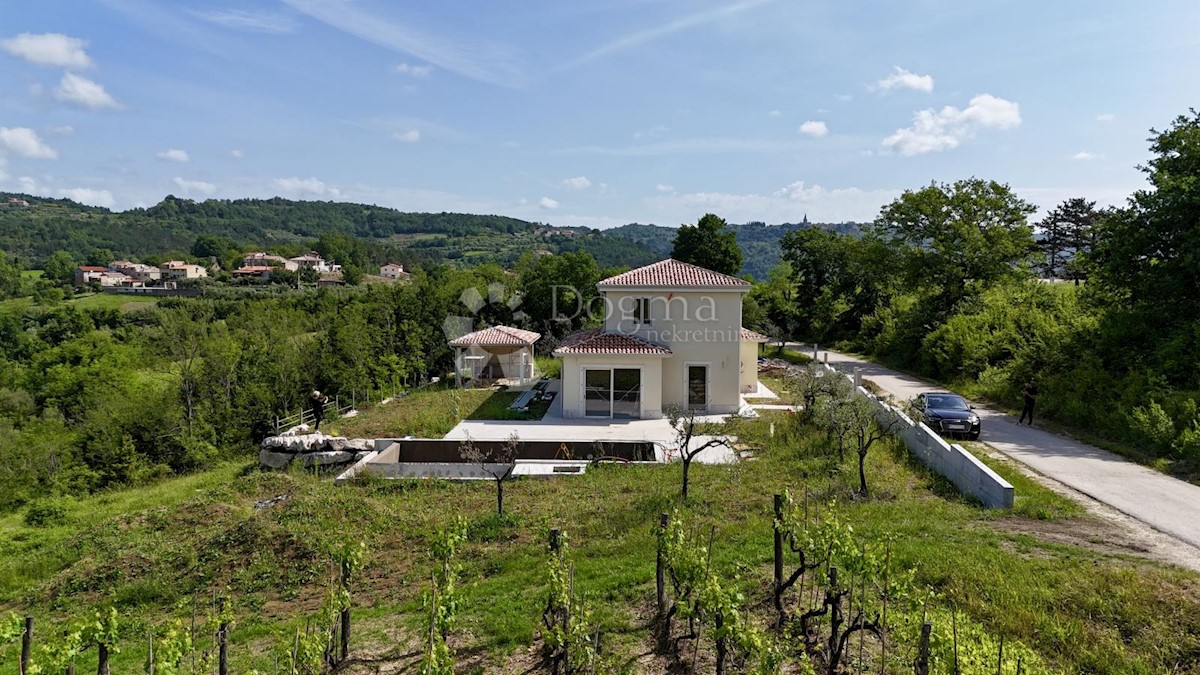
[
  {"x1": 740, "y1": 327, "x2": 771, "y2": 342},
  {"x1": 553, "y1": 328, "x2": 672, "y2": 356},
  {"x1": 598, "y1": 258, "x2": 750, "y2": 289},
  {"x1": 78, "y1": 266, "x2": 108, "y2": 272},
  {"x1": 448, "y1": 325, "x2": 541, "y2": 347}
]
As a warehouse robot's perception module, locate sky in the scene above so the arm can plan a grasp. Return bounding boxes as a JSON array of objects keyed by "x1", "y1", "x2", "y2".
[{"x1": 1, "y1": 0, "x2": 1198, "y2": 228}]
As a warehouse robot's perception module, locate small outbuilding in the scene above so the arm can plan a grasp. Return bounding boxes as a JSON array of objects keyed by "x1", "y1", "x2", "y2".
[
  {"x1": 739, "y1": 327, "x2": 771, "y2": 393},
  {"x1": 448, "y1": 325, "x2": 541, "y2": 387}
]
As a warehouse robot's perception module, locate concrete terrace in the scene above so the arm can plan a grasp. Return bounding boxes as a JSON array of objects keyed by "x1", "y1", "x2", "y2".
[{"x1": 442, "y1": 379, "x2": 765, "y2": 464}]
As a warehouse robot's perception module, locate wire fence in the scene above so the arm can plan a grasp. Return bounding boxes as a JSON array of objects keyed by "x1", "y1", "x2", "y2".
[{"x1": 272, "y1": 378, "x2": 440, "y2": 434}]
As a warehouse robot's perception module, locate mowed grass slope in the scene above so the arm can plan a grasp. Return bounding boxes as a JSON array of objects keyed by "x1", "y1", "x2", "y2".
[{"x1": 1, "y1": 399, "x2": 1198, "y2": 673}]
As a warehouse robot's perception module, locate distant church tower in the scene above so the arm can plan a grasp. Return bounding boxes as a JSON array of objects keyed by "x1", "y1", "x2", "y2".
[{"x1": 802, "y1": 213, "x2": 810, "y2": 226}]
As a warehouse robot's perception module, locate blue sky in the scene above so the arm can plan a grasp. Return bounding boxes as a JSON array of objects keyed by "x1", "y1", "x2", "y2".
[{"x1": 1, "y1": 0, "x2": 1197, "y2": 227}]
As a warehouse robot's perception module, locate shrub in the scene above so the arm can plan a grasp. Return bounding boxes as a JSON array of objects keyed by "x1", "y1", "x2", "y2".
[
  {"x1": 24, "y1": 498, "x2": 69, "y2": 527},
  {"x1": 1129, "y1": 401, "x2": 1176, "y2": 455}
]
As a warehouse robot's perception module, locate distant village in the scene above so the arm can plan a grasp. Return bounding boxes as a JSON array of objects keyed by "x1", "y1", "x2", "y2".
[{"x1": 74, "y1": 251, "x2": 411, "y2": 290}]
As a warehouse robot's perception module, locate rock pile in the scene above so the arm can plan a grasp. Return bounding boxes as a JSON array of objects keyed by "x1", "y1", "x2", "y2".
[{"x1": 259, "y1": 425, "x2": 375, "y2": 470}]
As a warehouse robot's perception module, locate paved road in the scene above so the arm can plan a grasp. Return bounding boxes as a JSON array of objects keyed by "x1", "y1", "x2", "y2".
[{"x1": 792, "y1": 343, "x2": 1200, "y2": 554}]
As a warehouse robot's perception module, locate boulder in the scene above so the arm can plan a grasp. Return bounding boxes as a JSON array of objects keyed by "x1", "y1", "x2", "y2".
[
  {"x1": 326, "y1": 437, "x2": 373, "y2": 452},
  {"x1": 262, "y1": 433, "x2": 334, "y2": 454},
  {"x1": 259, "y1": 449, "x2": 295, "y2": 470},
  {"x1": 299, "y1": 451, "x2": 358, "y2": 467}
]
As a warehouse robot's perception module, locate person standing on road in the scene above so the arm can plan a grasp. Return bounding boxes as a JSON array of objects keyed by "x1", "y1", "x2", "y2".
[
  {"x1": 310, "y1": 389, "x2": 329, "y2": 430},
  {"x1": 1018, "y1": 380, "x2": 1038, "y2": 426}
]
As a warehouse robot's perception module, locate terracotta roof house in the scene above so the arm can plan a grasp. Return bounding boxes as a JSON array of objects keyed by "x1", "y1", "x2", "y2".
[
  {"x1": 379, "y1": 262, "x2": 411, "y2": 281},
  {"x1": 554, "y1": 258, "x2": 757, "y2": 419},
  {"x1": 448, "y1": 326, "x2": 542, "y2": 386}
]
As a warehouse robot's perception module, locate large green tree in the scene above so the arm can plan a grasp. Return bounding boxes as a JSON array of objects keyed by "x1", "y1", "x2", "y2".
[
  {"x1": 872, "y1": 178, "x2": 1037, "y2": 307},
  {"x1": 670, "y1": 213, "x2": 743, "y2": 275},
  {"x1": 1091, "y1": 111, "x2": 1200, "y2": 322},
  {"x1": 43, "y1": 250, "x2": 78, "y2": 286}
]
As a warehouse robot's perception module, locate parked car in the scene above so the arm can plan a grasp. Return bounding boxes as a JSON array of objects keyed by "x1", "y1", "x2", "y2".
[{"x1": 913, "y1": 392, "x2": 980, "y2": 440}]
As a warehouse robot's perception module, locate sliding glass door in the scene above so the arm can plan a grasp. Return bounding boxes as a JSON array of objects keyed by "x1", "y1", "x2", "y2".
[{"x1": 583, "y1": 368, "x2": 641, "y2": 418}]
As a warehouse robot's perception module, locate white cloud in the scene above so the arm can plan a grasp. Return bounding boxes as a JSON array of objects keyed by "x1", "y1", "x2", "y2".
[
  {"x1": 0, "y1": 127, "x2": 58, "y2": 159},
  {"x1": 656, "y1": 184, "x2": 675, "y2": 193},
  {"x1": 798, "y1": 120, "x2": 828, "y2": 137},
  {"x1": 59, "y1": 187, "x2": 114, "y2": 208},
  {"x1": 230, "y1": 149, "x2": 245, "y2": 159},
  {"x1": 274, "y1": 176, "x2": 334, "y2": 196},
  {"x1": 54, "y1": 72, "x2": 119, "y2": 109},
  {"x1": 1073, "y1": 150, "x2": 1097, "y2": 161},
  {"x1": 538, "y1": 196, "x2": 559, "y2": 210},
  {"x1": 768, "y1": 109, "x2": 782, "y2": 117},
  {"x1": 393, "y1": 129, "x2": 421, "y2": 143},
  {"x1": 883, "y1": 93, "x2": 1021, "y2": 156},
  {"x1": 280, "y1": 0, "x2": 524, "y2": 87},
  {"x1": 1, "y1": 33, "x2": 93, "y2": 68},
  {"x1": 156, "y1": 148, "x2": 190, "y2": 163},
  {"x1": 393, "y1": 62, "x2": 433, "y2": 77},
  {"x1": 173, "y1": 176, "x2": 216, "y2": 195},
  {"x1": 1096, "y1": 113, "x2": 1115, "y2": 122},
  {"x1": 834, "y1": 94, "x2": 853, "y2": 102},
  {"x1": 561, "y1": 176, "x2": 591, "y2": 190},
  {"x1": 18, "y1": 176, "x2": 39, "y2": 193},
  {"x1": 46, "y1": 125, "x2": 74, "y2": 136},
  {"x1": 558, "y1": 0, "x2": 771, "y2": 70},
  {"x1": 0, "y1": 158, "x2": 7, "y2": 182},
  {"x1": 877, "y1": 66, "x2": 934, "y2": 93},
  {"x1": 188, "y1": 9, "x2": 298, "y2": 33}
]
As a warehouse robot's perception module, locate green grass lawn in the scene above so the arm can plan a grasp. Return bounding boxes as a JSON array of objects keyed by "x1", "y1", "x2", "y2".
[
  {"x1": 1, "y1": 410, "x2": 1198, "y2": 673},
  {"x1": 329, "y1": 385, "x2": 549, "y2": 439},
  {"x1": 67, "y1": 292, "x2": 159, "y2": 312}
]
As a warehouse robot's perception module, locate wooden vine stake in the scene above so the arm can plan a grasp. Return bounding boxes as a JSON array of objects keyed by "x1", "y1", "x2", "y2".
[
  {"x1": 773, "y1": 494, "x2": 785, "y2": 629},
  {"x1": 19, "y1": 616, "x2": 32, "y2": 675},
  {"x1": 655, "y1": 515, "x2": 667, "y2": 621},
  {"x1": 879, "y1": 541, "x2": 890, "y2": 675},
  {"x1": 340, "y1": 555, "x2": 352, "y2": 663}
]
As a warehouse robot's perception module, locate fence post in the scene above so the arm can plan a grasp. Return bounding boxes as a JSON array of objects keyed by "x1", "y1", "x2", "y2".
[
  {"x1": 148, "y1": 628, "x2": 154, "y2": 675},
  {"x1": 853, "y1": 367, "x2": 863, "y2": 389},
  {"x1": 772, "y1": 495, "x2": 784, "y2": 630},
  {"x1": 19, "y1": 616, "x2": 31, "y2": 675},
  {"x1": 812, "y1": 343, "x2": 818, "y2": 360}
]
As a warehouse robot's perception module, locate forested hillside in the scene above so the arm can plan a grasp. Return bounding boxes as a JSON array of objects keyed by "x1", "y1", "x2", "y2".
[
  {"x1": 605, "y1": 220, "x2": 862, "y2": 279},
  {"x1": 0, "y1": 194, "x2": 660, "y2": 270}
]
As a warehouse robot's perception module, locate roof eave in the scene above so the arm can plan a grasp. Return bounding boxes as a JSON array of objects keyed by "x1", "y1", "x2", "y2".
[{"x1": 595, "y1": 284, "x2": 750, "y2": 293}]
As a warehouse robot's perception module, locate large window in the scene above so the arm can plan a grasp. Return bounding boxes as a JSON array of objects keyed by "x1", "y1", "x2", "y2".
[{"x1": 583, "y1": 368, "x2": 641, "y2": 418}]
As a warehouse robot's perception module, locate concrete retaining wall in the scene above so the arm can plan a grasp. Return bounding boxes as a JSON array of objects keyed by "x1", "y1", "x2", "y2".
[{"x1": 821, "y1": 365, "x2": 1014, "y2": 509}]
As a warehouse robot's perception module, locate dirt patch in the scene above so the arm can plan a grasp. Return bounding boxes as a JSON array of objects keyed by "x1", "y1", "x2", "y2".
[{"x1": 977, "y1": 444, "x2": 1200, "y2": 572}]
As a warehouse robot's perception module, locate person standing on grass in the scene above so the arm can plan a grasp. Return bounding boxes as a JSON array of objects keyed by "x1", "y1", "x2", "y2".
[
  {"x1": 310, "y1": 389, "x2": 329, "y2": 430},
  {"x1": 1018, "y1": 380, "x2": 1038, "y2": 426}
]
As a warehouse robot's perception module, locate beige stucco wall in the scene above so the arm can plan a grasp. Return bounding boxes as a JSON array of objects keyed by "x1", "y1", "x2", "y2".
[
  {"x1": 559, "y1": 354, "x2": 664, "y2": 419},
  {"x1": 601, "y1": 289, "x2": 744, "y2": 414},
  {"x1": 740, "y1": 340, "x2": 760, "y2": 393}
]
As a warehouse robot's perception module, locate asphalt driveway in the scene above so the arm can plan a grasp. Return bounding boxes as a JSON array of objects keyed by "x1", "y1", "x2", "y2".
[{"x1": 794, "y1": 344, "x2": 1200, "y2": 554}]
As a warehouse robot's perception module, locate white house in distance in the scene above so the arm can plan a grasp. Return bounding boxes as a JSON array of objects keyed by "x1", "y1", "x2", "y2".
[
  {"x1": 379, "y1": 262, "x2": 411, "y2": 281},
  {"x1": 289, "y1": 252, "x2": 339, "y2": 273},
  {"x1": 554, "y1": 258, "x2": 762, "y2": 419},
  {"x1": 242, "y1": 252, "x2": 297, "y2": 271},
  {"x1": 159, "y1": 260, "x2": 208, "y2": 280}
]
